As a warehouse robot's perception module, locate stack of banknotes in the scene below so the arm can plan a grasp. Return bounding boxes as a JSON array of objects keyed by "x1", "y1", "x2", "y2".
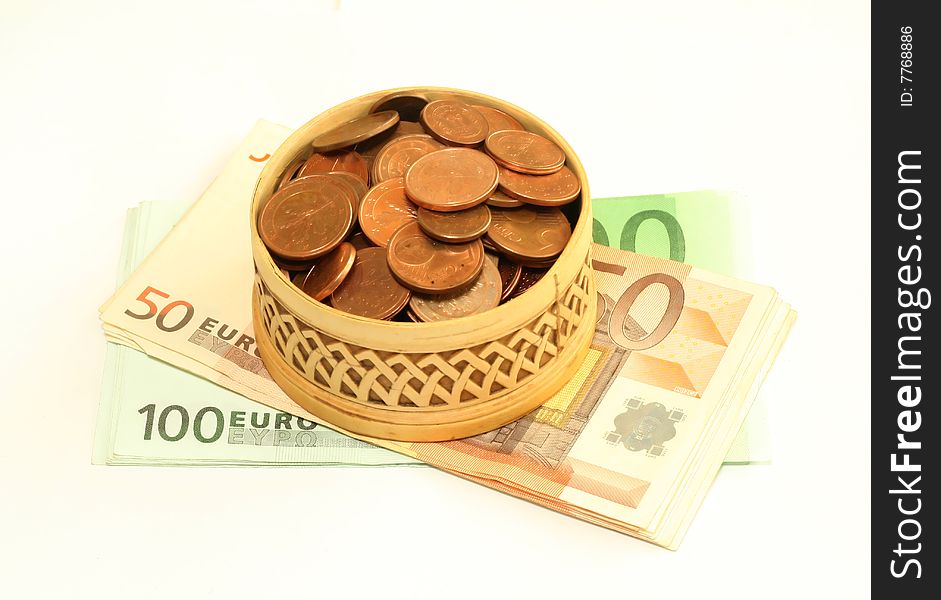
[
  {"x1": 97, "y1": 120, "x2": 794, "y2": 548},
  {"x1": 94, "y1": 201, "x2": 418, "y2": 467}
]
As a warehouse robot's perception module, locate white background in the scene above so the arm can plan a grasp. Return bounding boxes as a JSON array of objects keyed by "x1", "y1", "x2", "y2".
[{"x1": 0, "y1": 1, "x2": 870, "y2": 598}]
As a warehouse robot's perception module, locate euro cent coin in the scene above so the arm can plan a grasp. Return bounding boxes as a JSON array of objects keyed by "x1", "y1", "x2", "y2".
[
  {"x1": 386, "y1": 221, "x2": 485, "y2": 293},
  {"x1": 348, "y1": 231, "x2": 374, "y2": 250},
  {"x1": 486, "y1": 205, "x2": 571, "y2": 261},
  {"x1": 485, "y1": 130, "x2": 565, "y2": 175},
  {"x1": 420, "y1": 100, "x2": 488, "y2": 146},
  {"x1": 471, "y1": 104, "x2": 525, "y2": 134},
  {"x1": 357, "y1": 177, "x2": 419, "y2": 247},
  {"x1": 330, "y1": 247, "x2": 411, "y2": 320},
  {"x1": 324, "y1": 171, "x2": 368, "y2": 212},
  {"x1": 298, "y1": 150, "x2": 369, "y2": 184},
  {"x1": 404, "y1": 148, "x2": 498, "y2": 212},
  {"x1": 258, "y1": 175, "x2": 355, "y2": 261},
  {"x1": 417, "y1": 204, "x2": 491, "y2": 243},
  {"x1": 508, "y1": 267, "x2": 547, "y2": 300},
  {"x1": 371, "y1": 134, "x2": 445, "y2": 183},
  {"x1": 496, "y1": 256, "x2": 523, "y2": 301},
  {"x1": 276, "y1": 156, "x2": 307, "y2": 191},
  {"x1": 310, "y1": 110, "x2": 400, "y2": 153},
  {"x1": 297, "y1": 242, "x2": 357, "y2": 301},
  {"x1": 485, "y1": 190, "x2": 524, "y2": 208},
  {"x1": 497, "y1": 164, "x2": 581, "y2": 206},
  {"x1": 409, "y1": 257, "x2": 501, "y2": 322}
]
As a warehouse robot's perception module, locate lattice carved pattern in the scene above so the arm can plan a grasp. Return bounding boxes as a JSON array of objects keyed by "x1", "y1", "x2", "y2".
[{"x1": 255, "y1": 258, "x2": 593, "y2": 409}]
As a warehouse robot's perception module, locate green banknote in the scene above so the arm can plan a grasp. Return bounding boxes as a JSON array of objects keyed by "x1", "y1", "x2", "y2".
[
  {"x1": 92, "y1": 201, "x2": 420, "y2": 466},
  {"x1": 592, "y1": 191, "x2": 769, "y2": 463}
]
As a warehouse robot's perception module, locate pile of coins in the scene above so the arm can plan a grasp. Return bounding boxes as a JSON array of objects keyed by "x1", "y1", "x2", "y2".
[{"x1": 258, "y1": 92, "x2": 581, "y2": 323}]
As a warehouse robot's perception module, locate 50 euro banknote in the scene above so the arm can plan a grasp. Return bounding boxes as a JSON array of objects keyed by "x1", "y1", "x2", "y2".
[{"x1": 99, "y1": 120, "x2": 794, "y2": 547}]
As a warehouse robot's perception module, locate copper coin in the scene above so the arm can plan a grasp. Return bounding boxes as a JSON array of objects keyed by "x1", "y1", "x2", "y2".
[
  {"x1": 324, "y1": 171, "x2": 368, "y2": 212},
  {"x1": 409, "y1": 257, "x2": 501, "y2": 322},
  {"x1": 296, "y1": 242, "x2": 356, "y2": 301},
  {"x1": 420, "y1": 100, "x2": 488, "y2": 147},
  {"x1": 310, "y1": 110, "x2": 400, "y2": 153},
  {"x1": 471, "y1": 104, "x2": 525, "y2": 134},
  {"x1": 497, "y1": 165, "x2": 581, "y2": 206},
  {"x1": 369, "y1": 92, "x2": 429, "y2": 122},
  {"x1": 404, "y1": 148, "x2": 499, "y2": 212},
  {"x1": 272, "y1": 250, "x2": 316, "y2": 270},
  {"x1": 417, "y1": 204, "x2": 491, "y2": 243},
  {"x1": 286, "y1": 173, "x2": 363, "y2": 218},
  {"x1": 405, "y1": 308, "x2": 422, "y2": 322},
  {"x1": 511, "y1": 255, "x2": 558, "y2": 269},
  {"x1": 258, "y1": 175, "x2": 355, "y2": 261},
  {"x1": 481, "y1": 236, "x2": 499, "y2": 253},
  {"x1": 496, "y1": 256, "x2": 523, "y2": 301},
  {"x1": 386, "y1": 221, "x2": 485, "y2": 294},
  {"x1": 298, "y1": 150, "x2": 369, "y2": 184},
  {"x1": 277, "y1": 156, "x2": 307, "y2": 191},
  {"x1": 326, "y1": 170, "x2": 368, "y2": 196},
  {"x1": 355, "y1": 120, "x2": 426, "y2": 171},
  {"x1": 357, "y1": 177, "x2": 418, "y2": 247},
  {"x1": 330, "y1": 247, "x2": 410, "y2": 320},
  {"x1": 508, "y1": 267, "x2": 547, "y2": 299},
  {"x1": 371, "y1": 134, "x2": 445, "y2": 183},
  {"x1": 485, "y1": 130, "x2": 565, "y2": 175},
  {"x1": 275, "y1": 255, "x2": 316, "y2": 273},
  {"x1": 390, "y1": 120, "x2": 426, "y2": 136},
  {"x1": 486, "y1": 205, "x2": 571, "y2": 260},
  {"x1": 485, "y1": 190, "x2": 524, "y2": 208},
  {"x1": 348, "y1": 231, "x2": 374, "y2": 250}
]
